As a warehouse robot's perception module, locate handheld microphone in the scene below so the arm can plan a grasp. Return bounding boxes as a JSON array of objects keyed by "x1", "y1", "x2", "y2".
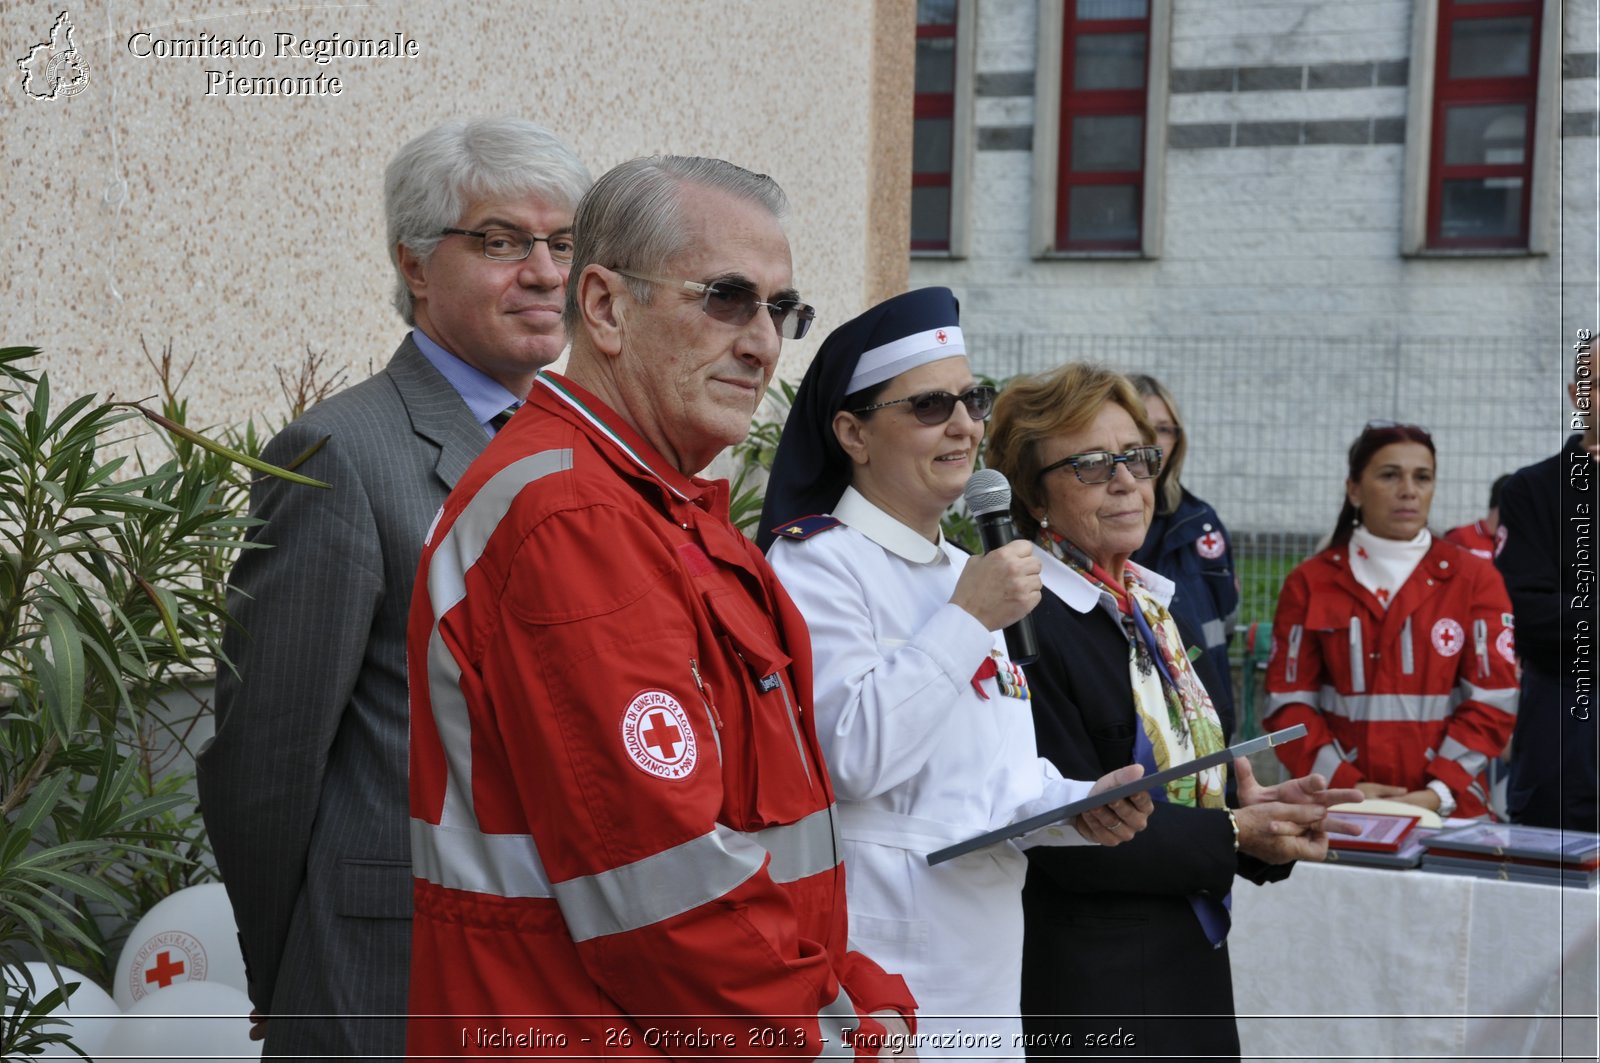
[{"x1": 962, "y1": 469, "x2": 1039, "y2": 666}]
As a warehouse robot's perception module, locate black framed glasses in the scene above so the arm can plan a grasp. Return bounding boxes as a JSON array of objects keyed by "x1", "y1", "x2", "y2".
[
  {"x1": 1039, "y1": 446, "x2": 1163, "y2": 485},
  {"x1": 614, "y1": 270, "x2": 816, "y2": 340},
  {"x1": 851, "y1": 385, "x2": 997, "y2": 426},
  {"x1": 441, "y1": 227, "x2": 575, "y2": 265}
]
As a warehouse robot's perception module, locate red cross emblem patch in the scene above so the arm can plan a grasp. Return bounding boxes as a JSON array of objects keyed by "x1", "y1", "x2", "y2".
[
  {"x1": 126, "y1": 930, "x2": 208, "y2": 1002},
  {"x1": 1196, "y1": 531, "x2": 1226, "y2": 559},
  {"x1": 1496, "y1": 627, "x2": 1516, "y2": 664},
  {"x1": 935, "y1": 329, "x2": 948, "y2": 344},
  {"x1": 621, "y1": 690, "x2": 698, "y2": 781},
  {"x1": 1431, "y1": 618, "x2": 1465, "y2": 658}
]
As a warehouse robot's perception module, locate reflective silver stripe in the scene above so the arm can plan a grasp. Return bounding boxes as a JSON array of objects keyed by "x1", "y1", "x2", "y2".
[
  {"x1": 554, "y1": 825, "x2": 765, "y2": 942},
  {"x1": 1474, "y1": 619, "x2": 1490, "y2": 678},
  {"x1": 755, "y1": 807, "x2": 841, "y2": 884},
  {"x1": 1460, "y1": 680, "x2": 1518, "y2": 716},
  {"x1": 1264, "y1": 690, "x2": 1317, "y2": 716},
  {"x1": 814, "y1": 985, "x2": 858, "y2": 1061},
  {"x1": 1348, "y1": 616, "x2": 1365, "y2": 693},
  {"x1": 1437, "y1": 736, "x2": 1489, "y2": 780},
  {"x1": 1320, "y1": 689, "x2": 1455, "y2": 722},
  {"x1": 1311, "y1": 743, "x2": 1347, "y2": 780},
  {"x1": 1285, "y1": 624, "x2": 1303, "y2": 683},
  {"x1": 1468, "y1": 780, "x2": 1489, "y2": 804},
  {"x1": 422, "y1": 450, "x2": 574, "y2": 836},
  {"x1": 1401, "y1": 617, "x2": 1414, "y2": 675},
  {"x1": 1201, "y1": 617, "x2": 1227, "y2": 650},
  {"x1": 410, "y1": 818, "x2": 552, "y2": 898}
]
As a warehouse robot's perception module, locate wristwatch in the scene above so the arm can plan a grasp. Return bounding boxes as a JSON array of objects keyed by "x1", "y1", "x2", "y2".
[{"x1": 1426, "y1": 779, "x2": 1457, "y2": 818}]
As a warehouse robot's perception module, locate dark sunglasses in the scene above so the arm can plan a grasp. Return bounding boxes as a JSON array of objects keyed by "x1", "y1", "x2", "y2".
[
  {"x1": 614, "y1": 269, "x2": 815, "y2": 340},
  {"x1": 851, "y1": 384, "x2": 997, "y2": 426},
  {"x1": 1038, "y1": 445, "x2": 1163, "y2": 485}
]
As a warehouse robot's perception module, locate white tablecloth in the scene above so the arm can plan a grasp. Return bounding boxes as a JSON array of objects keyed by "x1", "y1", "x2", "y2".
[{"x1": 1230, "y1": 861, "x2": 1599, "y2": 1062}]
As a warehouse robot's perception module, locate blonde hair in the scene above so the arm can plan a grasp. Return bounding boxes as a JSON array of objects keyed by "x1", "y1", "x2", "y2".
[
  {"x1": 1127, "y1": 372, "x2": 1186, "y2": 515},
  {"x1": 986, "y1": 364, "x2": 1154, "y2": 542}
]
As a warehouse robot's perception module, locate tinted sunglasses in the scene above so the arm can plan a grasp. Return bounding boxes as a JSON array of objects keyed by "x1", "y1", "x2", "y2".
[
  {"x1": 1038, "y1": 445, "x2": 1164, "y2": 485},
  {"x1": 614, "y1": 269, "x2": 816, "y2": 340},
  {"x1": 851, "y1": 384, "x2": 997, "y2": 426}
]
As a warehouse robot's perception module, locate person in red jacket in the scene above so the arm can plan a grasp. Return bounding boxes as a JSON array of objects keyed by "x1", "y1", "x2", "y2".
[
  {"x1": 1442, "y1": 473, "x2": 1510, "y2": 561},
  {"x1": 1264, "y1": 423, "x2": 1518, "y2": 819},
  {"x1": 407, "y1": 156, "x2": 915, "y2": 1058}
]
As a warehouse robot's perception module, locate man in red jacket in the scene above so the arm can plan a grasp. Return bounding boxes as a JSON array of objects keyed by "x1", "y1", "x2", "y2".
[{"x1": 407, "y1": 156, "x2": 916, "y2": 1058}]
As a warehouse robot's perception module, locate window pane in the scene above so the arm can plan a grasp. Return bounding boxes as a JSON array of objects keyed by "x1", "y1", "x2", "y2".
[
  {"x1": 911, "y1": 186, "x2": 952, "y2": 246},
  {"x1": 913, "y1": 117, "x2": 953, "y2": 174},
  {"x1": 916, "y1": 36, "x2": 956, "y2": 94},
  {"x1": 918, "y1": 0, "x2": 958, "y2": 26},
  {"x1": 1068, "y1": 185, "x2": 1140, "y2": 242},
  {"x1": 1074, "y1": 32, "x2": 1146, "y2": 89},
  {"x1": 1443, "y1": 104, "x2": 1527, "y2": 166},
  {"x1": 1439, "y1": 177, "x2": 1524, "y2": 240},
  {"x1": 1449, "y1": 18, "x2": 1533, "y2": 79},
  {"x1": 1077, "y1": 0, "x2": 1149, "y2": 19},
  {"x1": 1071, "y1": 115, "x2": 1143, "y2": 172}
]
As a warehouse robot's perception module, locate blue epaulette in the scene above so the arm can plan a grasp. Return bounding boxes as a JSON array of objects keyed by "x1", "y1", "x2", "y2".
[{"x1": 770, "y1": 515, "x2": 842, "y2": 541}]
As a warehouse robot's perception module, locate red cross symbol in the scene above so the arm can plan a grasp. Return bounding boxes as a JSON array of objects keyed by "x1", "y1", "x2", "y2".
[
  {"x1": 1196, "y1": 531, "x2": 1226, "y2": 559},
  {"x1": 1437, "y1": 626, "x2": 1458, "y2": 649},
  {"x1": 935, "y1": 329, "x2": 948, "y2": 344},
  {"x1": 1356, "y1": 547, "x2": 1368, "y2": 559},
  {"x1": 641, "y1": 712, "x2": 683, "y2": 760},
  {"x1": 145, "y1": 950, "x2": 185, "y2": 988}
]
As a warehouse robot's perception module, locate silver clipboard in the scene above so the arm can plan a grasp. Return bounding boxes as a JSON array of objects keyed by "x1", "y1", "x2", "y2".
[{"x1": 925, "y1": 724, "x2": 1309, "y2": 866}]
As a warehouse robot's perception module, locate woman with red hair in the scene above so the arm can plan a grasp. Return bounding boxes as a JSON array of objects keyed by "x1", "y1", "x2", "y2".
[{"x1": 1264, "y1": 423, "x2": 1518, "y2": 818}]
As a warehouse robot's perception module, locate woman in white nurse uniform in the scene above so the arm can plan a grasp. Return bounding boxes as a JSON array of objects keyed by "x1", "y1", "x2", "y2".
[{"x1": 758, "y1": 288, "x2": 1152, "y2": 1054}]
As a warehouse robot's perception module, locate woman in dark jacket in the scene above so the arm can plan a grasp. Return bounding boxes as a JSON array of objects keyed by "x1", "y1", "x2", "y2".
[
  {"x1": 1127, "y1": 373, "x2": 1240, "y2": 740},
  {"x1": 985, "y1": 364, "x2": 1359, "y2": 1059}
]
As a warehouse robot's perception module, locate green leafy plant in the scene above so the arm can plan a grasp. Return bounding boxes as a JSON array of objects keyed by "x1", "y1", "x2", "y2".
[{"x1": 0, "y1": 344, "x2": 324, "y2": 1055}]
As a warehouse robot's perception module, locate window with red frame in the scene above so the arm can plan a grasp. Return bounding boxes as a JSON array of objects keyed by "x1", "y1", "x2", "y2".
[
  {"x1": 1427, "y1": 0, "x2": 1542, "y2": 248},
  {"x1": 912, "y1": 0, "x2": 958, "y2": 252},
  {"x1": 1056, "y1": 0, "x2": 1151, "y2": 252}
]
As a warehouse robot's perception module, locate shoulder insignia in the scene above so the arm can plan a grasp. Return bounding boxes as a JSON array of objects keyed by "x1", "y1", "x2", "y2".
[{"x1": 771, "y1": 515, "x2": 842, "y2": 541}]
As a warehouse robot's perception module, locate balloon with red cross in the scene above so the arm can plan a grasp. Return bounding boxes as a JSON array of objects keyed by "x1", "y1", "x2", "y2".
[{"x1": 113, "y1": 882, "x2": 248, "y2": 1010}]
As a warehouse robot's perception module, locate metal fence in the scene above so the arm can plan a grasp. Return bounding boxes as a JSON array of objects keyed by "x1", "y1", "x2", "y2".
[{"x1": 968, "y1": 333, "x2": 1563, "y2": 648}]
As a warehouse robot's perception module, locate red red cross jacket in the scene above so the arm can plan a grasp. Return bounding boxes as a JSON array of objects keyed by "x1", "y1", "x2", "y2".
[
  {"x1": 406, "y1": 373, "x2": 914, "y2": 1058},
  {"x1": 1263, "y1": 538, "x2": 1518, "y2": 818}
]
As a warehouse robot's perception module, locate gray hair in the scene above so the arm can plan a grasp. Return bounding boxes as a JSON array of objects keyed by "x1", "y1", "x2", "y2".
[
  {"x1": 562, "y1": 156, "x2": 787, "y2": 332},
  {"x1": 385, "y1": 117, "x2": 591, "y2": 324}
]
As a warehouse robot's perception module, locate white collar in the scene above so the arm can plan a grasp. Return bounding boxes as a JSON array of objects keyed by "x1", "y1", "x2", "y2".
[
  {"x1": 1038, "y1": 550, "x2": 1175, "y2": 613},
  {"x1": 834, "y1": 486, "x2": 945, "y2": 565}
]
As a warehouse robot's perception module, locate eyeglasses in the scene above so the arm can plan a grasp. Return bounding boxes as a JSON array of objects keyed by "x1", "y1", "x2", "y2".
[
  {"x1": 851, "y1": 385, "x2": 997, "y2": 426},
  {"x1": 441, "y1": 227, "x2": 575, "y2": 265},
  {"x1": 613, "y1": 270, "x2": 816, "y2": 340},
  {"x1": 1038, "y1": 446, "x2": 1164, "y2": 485}
]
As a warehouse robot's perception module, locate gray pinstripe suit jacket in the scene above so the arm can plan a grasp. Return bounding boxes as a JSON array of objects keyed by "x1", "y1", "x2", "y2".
[{"x1": 197, "y1": 337, "x2": 487, "y2": 1059}]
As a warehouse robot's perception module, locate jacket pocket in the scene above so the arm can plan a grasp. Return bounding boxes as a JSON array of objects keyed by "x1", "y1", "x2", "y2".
[
  {"x1": 335, "y1": 858, "x2": 413, "y2": 919},
  {"x1": 698, "y1": 588, "x2": 814, "y2": 828}
]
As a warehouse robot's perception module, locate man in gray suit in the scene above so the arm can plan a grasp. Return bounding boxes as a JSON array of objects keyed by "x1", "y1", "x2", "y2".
[{"x1": 197, "y1": 117, "x2": 590, "y2": 1058}]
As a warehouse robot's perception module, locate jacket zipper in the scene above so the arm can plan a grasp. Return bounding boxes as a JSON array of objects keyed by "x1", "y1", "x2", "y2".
[{"x1": 772, "y1": 673, "x2": 814, "y2": 786}]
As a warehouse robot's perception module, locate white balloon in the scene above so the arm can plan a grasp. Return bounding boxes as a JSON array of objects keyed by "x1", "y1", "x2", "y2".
[
  {"x1": 2, "y1": 961, "x2": 120, "y2": 1058},
  {"x1": 113, "y1": 882, "x2": 248, "y2": 1009},
  {"x1": 111, "y1": 979, "x2": 260, "y2": 1062}
]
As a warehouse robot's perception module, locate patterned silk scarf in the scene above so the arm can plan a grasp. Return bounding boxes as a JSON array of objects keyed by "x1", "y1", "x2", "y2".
[
  {"x1": 1039, "y1": 528, "x2": 1229, "y2": 807},
  {"x1": 1039, "y1": 528, "x2": 1235, "y2": 946}
]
